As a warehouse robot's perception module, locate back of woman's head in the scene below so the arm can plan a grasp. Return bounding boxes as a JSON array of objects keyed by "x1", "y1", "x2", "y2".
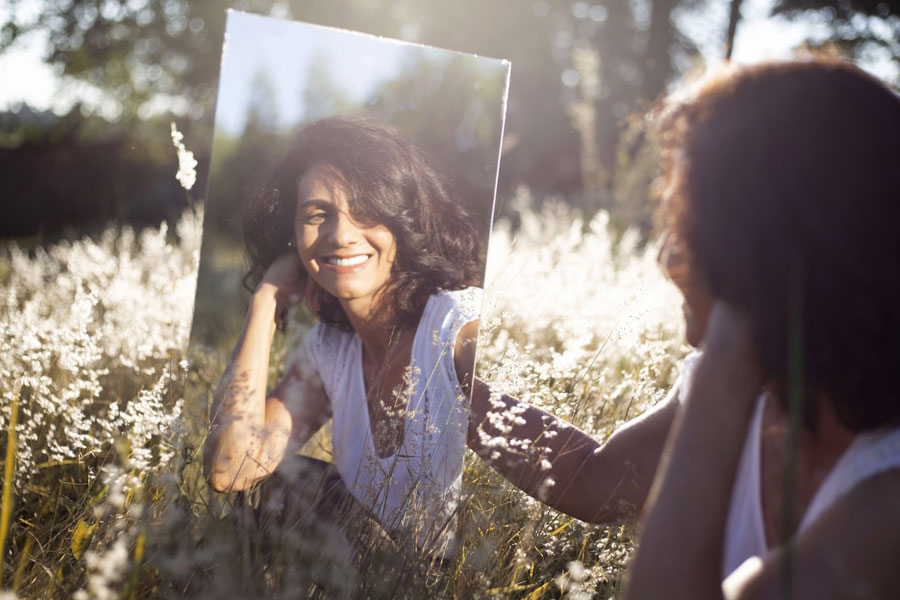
[
  {"x1": 657, "y1": 58, "x2": 900, "y2": 431},
  {"x1": 243, "y1": 115, "x2": 481, "y2": 329}
]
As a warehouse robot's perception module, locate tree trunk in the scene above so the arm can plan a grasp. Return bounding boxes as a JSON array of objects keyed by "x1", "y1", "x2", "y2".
[{"x1": 725, "y1": 0, "x2": 745, "y2": 61}]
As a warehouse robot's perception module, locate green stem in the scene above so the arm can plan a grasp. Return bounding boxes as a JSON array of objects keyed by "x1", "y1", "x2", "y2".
[{"x1": 0, "y1": 391, "x2": 19, "y2": 587}]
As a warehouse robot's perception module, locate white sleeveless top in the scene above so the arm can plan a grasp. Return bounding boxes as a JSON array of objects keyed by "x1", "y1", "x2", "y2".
[
  {"x1": 679, "y1": 352, "x2": 900, "y2": 586},
  {"x1": 296, "y1": 287, "x2": 482, "y2": 556}
]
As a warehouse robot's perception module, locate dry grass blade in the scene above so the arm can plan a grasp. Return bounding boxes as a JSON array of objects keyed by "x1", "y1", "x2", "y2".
[{"x1": 0, "y1": 391, "x2": 18, "y2": 588}]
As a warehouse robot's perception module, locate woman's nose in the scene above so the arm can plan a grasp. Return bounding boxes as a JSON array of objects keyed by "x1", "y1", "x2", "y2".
[{"x1": 327, "y1": 211, "x2": 361, "y2": 247}]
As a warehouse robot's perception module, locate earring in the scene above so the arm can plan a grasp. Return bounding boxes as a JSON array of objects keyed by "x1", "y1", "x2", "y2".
[{"x1": 287, "y1": 240, "x2": 295, "y2": 248}]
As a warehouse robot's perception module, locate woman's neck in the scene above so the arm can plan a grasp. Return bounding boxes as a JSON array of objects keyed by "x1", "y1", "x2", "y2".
[
  {"x1": 340, "y1": 296, "x2": 403, "y2": 363},
  {"x1": 760, "y1": 392, "x2": 857, "y2": 544}
]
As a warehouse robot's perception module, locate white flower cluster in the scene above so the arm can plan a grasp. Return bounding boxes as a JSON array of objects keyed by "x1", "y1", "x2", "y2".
[
  {"x1": 478, "y1": 193, "x2": 689, "y2": 434},
  {"x1": 556, "y1": 559, "x2": 592, "y2": 600},
  {"x1": 0, "y1": 209, "x2": 201, "y2": 491},
  {"x1": 73, "y1": 465, "x2": 144, "y2": 600},
  {"x1": 466, "y1": 193, "x2": 688, "y2": 593},
  {"x1": 170, "y1": 122, "x2": 198, "y2": 191}
]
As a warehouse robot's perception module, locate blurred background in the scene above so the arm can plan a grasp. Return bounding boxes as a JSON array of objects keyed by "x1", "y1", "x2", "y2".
[{"x1": 1, "y1": 0, "x2": 898, "y2": 243}]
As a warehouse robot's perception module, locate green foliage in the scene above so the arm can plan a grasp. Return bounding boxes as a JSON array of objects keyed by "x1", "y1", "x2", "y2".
[
  {"x1": 0, "y1": 104, "x2": 197, "y2": 239},
  {"x1": 1, "y1": 0, "x2": 697, "y2": 217},
  {"x1": 772, "y1": 0, "x2": 900, "y2": 85}
]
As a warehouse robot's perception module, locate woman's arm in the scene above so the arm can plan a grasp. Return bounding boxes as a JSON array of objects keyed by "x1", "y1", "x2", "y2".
[
  {"x1": 624, "y1": 302, "x2": 762, "y2": 600},
  {"x1": 203, "y1": 254, "x2": 329, "y2": 492},
  {"x1": 456, "y1": 320, "x2": 679, "y2": 525}
]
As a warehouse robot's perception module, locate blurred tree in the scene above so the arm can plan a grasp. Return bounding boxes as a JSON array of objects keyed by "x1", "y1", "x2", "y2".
[
  {"x1": 772, "y1": 0, "x2": 900, "y2": 79},
  {"x1": 0, "y1": 0, "x2": 278, "y2": 123},
  {"x1": 300, "y1": 53, "x2": 357, "y2": 122},
  {"x1": 0, "y1": 0, "x2": 720, "y2": 235},
  {"x1": 205, "y1": 67, "x2": 286, "y2": 240},
  {"x1": 0, "y1": 104, "x2": 192, "y2": 238},
  {"x1": 0, "y1": 0, "x2": 702, "y2": 190},
  {"x1": 301, "y1": 0, "x2": 705, "y2": 214},
  {"x1": 243, "y1": 67, "x2": 279, "y2": 135},
  {"x1": 366, "y1": 52, "x2": 508, "y2": 236},
  {"x1": 725, "y1": 0, "x2": 745, "y2": 60}
]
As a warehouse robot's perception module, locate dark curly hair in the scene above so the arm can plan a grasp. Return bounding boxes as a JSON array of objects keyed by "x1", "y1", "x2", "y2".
[
  {"x1": 243, "y1": 116, "x2": 482, "y2": 329},
  {"x1": 656, "y1": 58, "x2": 900, "y2": 432}
]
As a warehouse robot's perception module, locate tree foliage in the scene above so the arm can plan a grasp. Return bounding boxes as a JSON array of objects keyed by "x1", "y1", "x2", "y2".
[
  {"x1": 1, "y1": 1, "x2": 700, "y2": 175},
  {"x1": 36, "y1": 0, "x2": 900, "y2": 237},
  {"x1": 772, "y1": 0, "x2": 900, "y2": 81}
]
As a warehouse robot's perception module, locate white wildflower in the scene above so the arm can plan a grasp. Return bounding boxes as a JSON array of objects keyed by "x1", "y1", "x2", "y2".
[
  {"x1": 170, "y1": 122, "x2": 198, "y2": 190},
  {"x1": 0, "y1": 209, "x2": 199, "y2": 492},
  {"x1": 536, "y1": 476, "x2": 556, "y2": 501},
  {"x1": 557, "y1": 559, "x2": 592, "y2": 600},
  {"x1": 79, "y1": 538, "x2": 131, "y2": 600}
]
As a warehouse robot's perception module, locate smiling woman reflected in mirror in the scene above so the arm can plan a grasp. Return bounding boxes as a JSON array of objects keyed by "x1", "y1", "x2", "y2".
[{"x1": 202, "y1": 116, "x2": 491, "y2": 559}]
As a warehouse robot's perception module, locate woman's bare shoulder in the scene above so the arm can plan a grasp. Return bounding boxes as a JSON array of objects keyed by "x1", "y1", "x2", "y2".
[{"x1": 728, "y1": 467, "x2": 900, "y2": 600}]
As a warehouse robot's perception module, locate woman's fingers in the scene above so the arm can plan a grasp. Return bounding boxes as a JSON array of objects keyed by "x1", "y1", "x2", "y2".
[
  {"x1": 262, "y1": 253, "x2": 305, "y2": 296},
  {"x1": 698, "y1": 301, "x2": 765, "y2": 397},
  {"x1": 258, "y1": 252, "x2": 329, "y2": 317},
  {"x1": 702, "y1": 302, "x2": 754, "y2": 355}
]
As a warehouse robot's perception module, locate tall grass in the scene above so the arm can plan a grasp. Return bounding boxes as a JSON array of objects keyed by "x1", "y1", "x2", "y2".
[
  {"x1": 0, "y1": 193, "x2": 688, "y2": 599},
  {"x1": 0, "y1": 211, "x2": 200, "y2": 598}
]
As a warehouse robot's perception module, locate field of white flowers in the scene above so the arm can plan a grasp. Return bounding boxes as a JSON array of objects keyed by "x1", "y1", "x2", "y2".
[{"x1": 0, "y1": 190, "x2": 689, "y2": 599}]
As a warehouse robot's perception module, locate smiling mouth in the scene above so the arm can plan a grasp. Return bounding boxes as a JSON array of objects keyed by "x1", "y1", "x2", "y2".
[{"x1": 322, "y1": 255, "x2": 370, "y2": 267}]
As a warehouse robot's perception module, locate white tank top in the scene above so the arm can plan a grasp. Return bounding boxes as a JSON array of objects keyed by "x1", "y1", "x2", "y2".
[
  {"x1": 295, "y1": 287, "x2": 482, "y2": 556},
  {"x1": 679, "y1": 352, "x2": 900, "y2": 584}
]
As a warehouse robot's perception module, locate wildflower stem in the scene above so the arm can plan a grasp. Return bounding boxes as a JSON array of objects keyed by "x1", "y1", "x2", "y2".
[
  {"x1": 12, "y1": 531, "x2": 32, "y2": 591},
  {"x1": 129, "y1": 531, "x2": 146, "y2": 600},
  {"x1": 0, "y1": 391, "x2": 18, "y2": 587}
]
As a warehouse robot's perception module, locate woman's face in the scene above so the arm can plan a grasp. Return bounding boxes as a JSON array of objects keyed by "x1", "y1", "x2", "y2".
[
  {"x1": 294, "y1": 163, "x2": 397, "y2": 310},
  {"x1": 659, "y1": 232, "x2": 714, "y2": 348}
]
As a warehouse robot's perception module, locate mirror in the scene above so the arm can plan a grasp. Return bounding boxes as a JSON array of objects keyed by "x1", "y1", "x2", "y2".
[{"x1": 187, "y1": 9, "x2": 510, "y2": 582}]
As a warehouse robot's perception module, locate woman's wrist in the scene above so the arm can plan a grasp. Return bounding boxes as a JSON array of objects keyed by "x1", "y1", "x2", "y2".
[{"x1": 250, "y1": 283, "x2": 284, "y2": 320}]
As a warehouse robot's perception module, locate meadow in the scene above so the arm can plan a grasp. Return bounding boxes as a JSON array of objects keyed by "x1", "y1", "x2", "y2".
[{"x1": 0, "y1": 190, "x2": 689, "y2": 599}]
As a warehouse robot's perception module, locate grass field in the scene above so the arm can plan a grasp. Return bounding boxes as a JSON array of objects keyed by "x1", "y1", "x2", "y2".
[{"x1": 0, "y1": 195, "x2": 688, "y2": 599}]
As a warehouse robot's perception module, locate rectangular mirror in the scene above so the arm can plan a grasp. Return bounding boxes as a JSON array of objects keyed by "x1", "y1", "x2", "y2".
[{"x1": 186, "y1": 9, "x2": 510, "y2": 586}]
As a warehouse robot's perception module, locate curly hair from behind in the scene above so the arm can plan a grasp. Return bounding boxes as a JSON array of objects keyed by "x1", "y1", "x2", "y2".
[
  {"x1": 243, "y1": 115, "x2": 482, "y2": 329},
  {"x1": 655, "y1": 58, "x2": 900, "y2": 432}
]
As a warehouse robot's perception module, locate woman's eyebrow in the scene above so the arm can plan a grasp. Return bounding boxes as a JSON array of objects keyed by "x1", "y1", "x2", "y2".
[{"x1": 297, "y1": 198, "x2": 332, "y2": 210}]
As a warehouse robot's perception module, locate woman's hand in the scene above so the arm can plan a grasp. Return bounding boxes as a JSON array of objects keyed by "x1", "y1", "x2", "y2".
[
  {"x1": 257, "y1": 253, "x2": 324, "y2": 318},
  {"x1": 697, "y1": 301, "x2": 763, "y2": 407},
  {"x1": 702, "y1": 302, "x2": 755, "y2": 364},
  {"x1": 258, "y1": 253, "x2": 306, "y2": 313}
]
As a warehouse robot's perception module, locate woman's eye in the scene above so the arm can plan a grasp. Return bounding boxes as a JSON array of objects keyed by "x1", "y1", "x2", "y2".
[{"x1": 305, "y1": 211, "x2": 327, "y2": 224}]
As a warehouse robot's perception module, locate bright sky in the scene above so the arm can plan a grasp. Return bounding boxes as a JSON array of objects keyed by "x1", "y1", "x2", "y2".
[
  {"x1": 214, "y1": 11, "x2": 493, "y2": 134},
  {"x1": 0, "y1": 0, "x2": 895, "y2": 117}
]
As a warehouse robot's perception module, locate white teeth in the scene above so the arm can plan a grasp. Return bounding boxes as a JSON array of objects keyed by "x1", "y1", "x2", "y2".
[{"x1": 325, "y1": 255, "x2": 368, "y2": 267}]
